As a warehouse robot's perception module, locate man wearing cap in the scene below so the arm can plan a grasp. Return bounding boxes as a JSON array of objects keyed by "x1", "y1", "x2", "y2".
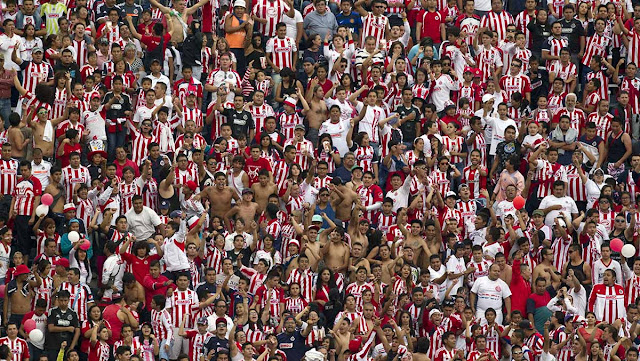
[
  {"x1": 202, "y1": 315, "x2": 230, "y2": 358},
  {"x1": 3, "y1": 264, "x2": 34, "y2": 327},
  {"x1": 11, "y1": 44, "x2": 54, "y2": 104},
  {"x1": 178, "y1": 316, "x2": 214, "y2": 361},
  {"x1": 223, "y1": 0, "x2": 251, "y2": 74}
]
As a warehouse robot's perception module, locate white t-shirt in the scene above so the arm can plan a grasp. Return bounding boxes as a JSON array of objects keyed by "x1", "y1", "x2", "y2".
[
  {"x1": 430, "y1": 74, "x2": 460, "y2": 112},
  {"x1": 539, "y1": 195, "x2": 578, "y2": 226},
  {"x1": 429, "y1": 265, "x2": 447, "y2": 301},
  {"x1": 83, "y1": 108, "x2": 107, "y2": 141},
  {"x1": 319, "y1": 117, "x2": 351, "y2": 156},
  {"x1": 487, "y1": 117, "x2": 518, "y2": 155},
  {"x1": 356, "y1": 102, "x2": 384, "y2": 143},
  {"x1": 282, "y1": 9, "x2": 303, "y2": 40},
  {"x1": 585, "y1": 179, "x2": 605, "y2": 209},
  {"x1": 470, "y1": 276, "x2": 512, "y2": 312},
  {"x1": 496, "y1": 200, "x2": 516, "y2": 219},
  {"x1": 475, "y1": 0, "x2": 491, "y2": 12},
  {"x1": 446, "y1": 256, "x2": 466, "y2": 295},
  {"x1": 125, "y1": 205, "x2": 162, "y2": 240},
  {"x1": 31, "y1": 160, "x2": 52, "y2": 189}
]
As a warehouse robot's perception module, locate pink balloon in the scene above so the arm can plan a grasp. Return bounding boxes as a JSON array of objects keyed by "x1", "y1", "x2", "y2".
[
  {"x1": 611, "y1": 238, "x2": 624, "y2": 253},
  {"x1": 512, "y1": 196, "x2": 526, "y2": 210},
  {"x1": 24, "y1": 319, "x2": 36, "y2": 333},
  {"x1": 80, "y1": 239, "x2": 91, "y2": 251},
  {"x1": 41, "y1": 193, "x2": 53, "y2": 206},
  {"x1": 0, "y1": 285, "x2": 5, "y2": 298}
]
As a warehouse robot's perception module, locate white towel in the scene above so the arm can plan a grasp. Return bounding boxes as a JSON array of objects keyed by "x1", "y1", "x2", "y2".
[{"x1": 43, "y1": 120, "x2": 54, "y2": 143}]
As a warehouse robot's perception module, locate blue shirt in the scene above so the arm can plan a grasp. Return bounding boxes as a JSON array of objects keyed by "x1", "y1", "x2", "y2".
[
  {"x1": 277, "y1": 329, "x2": 308, "y2": 361},
  {"x1": 335, "y1": 11, "x2": 363, "y2": 34}
]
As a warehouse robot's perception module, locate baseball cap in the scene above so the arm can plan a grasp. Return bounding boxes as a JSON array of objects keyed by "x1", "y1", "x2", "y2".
[
  {"x1": 159, "y1": 200, "x2": 170, "y2": 210},
  {"x1": 473, "y1": 68, "x2": 483, "y2": 78},
  {"x1": 170, "y1": 210, "x2": 182, "y2": 218},
  {"x1": 63, "y1": 203, "x2": 76, "y2": 213},
  {"x1": 429, "y1": 308, "x2": 442, "y2": 318},
  {"x1": 283, "y1": 97, "x2": 297, "y2": 108},
  {"x1": 151, "y1": 58, "x2": 161, "y2": 64},
  {"x1": 216, "y1": 317, "x2": 227, "y2": 326},
  {"x1": 14, "y1": 264, "x2": 30, "y2": 276},
  {"x1": 303, "y1": 57, "x2": 315, "y2": 64},
  {"x1": 55, "y1": 258, "x2": 70, "y2": 269},
  {"x1": 519, "y1": 320, "x2": 534, "y2": 330},
  {"x1": 464, "y1": 66, "x2": 473, "y2": 73},
  {"x1": 445, "y1": 191, "x2": 457, "y2": 199},
  {"x1": 295, "y1": 124, "x2": 306, "y2": 131},
  {"x1": 532, "y1": 209, "x2": 544, "y2": 217},
  {"x1": 311, "y1": 215, "x2": 323, "y2": 223},
  {"x1": 234, "y1": 0, "x2": 246, "y2": 7},
  {"x1": 458, "y1": 183, "x2": 469, "y2": 191},
  {"x1": 33, "y1": 47, "x2": 44, "y2": 54},
  {"x1": 197, "y1": 317, "x2": 208, "y2": 325},
  {"x1": 482, "y1": 94, "x2": 495, "y2": 103},
  {"x1": 242, "y1": 188, "x2": 254, "y2": 195},
  {"x1": 185, "y1": 180, "x2": 197, "y2": 192}
]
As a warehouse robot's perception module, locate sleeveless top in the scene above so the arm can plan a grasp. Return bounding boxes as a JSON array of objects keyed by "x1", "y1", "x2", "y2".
[
  {"x1": 607, "y1": 131, "x2": 626, "y2": 163},
  {"x1": 228, "y1": 170, "x2": 247, "y2": 198},
  {"x1": 566, "y1": 260, "x2": 588, "y2": 283},
  {"x1": 226, "y1": 13, "x2": 249, "y2": 49}
]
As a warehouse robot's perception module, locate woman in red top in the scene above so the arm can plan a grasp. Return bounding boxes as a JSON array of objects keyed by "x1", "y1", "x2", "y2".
[
  {"x1": 313, "y1": 268, "x2": 336, "y2": 311},
  {"x1": 88, "y1": 322, "x2": 111, "y2": 361},
  {"x1": 81, "y1": 305, "x2": 113, "y2": 356},
  {"x1": 57, "y1": 128, "x2": 82, "y2": 168},
  {"x1": 577, "y1": 312, "x2": 603, "y2": 352}
]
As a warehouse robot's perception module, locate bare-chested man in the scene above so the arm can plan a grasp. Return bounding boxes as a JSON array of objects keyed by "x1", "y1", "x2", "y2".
[
  {"x1": 305, "y1": 78, "x2": 328, "y2": 146},
  {"x1": 45, "y1": 167, "x2": 65, "y2": 214},
  {"x1": 330, "y1": 178, "x2": 359, "y2": 222},
  {"x1": 224, "y1": 188, "x2": 260, "y2": 229},
  {"x1": 532, "y1": 247, "x2": 561, "y2": 287},
  {"x1": 348, "y1": 242, "x2": 371, "y2": 283},
  {"x1": 26, "y1": 100, "x2": 68, "y2": 159},
  {"x1": 251, "y1": 170, "x2": 278, "y2": 213},
  {"x1": 320, "y1": 226, "x2": 350, "y2": 274},
  {"x1": 400, "y1": 219, "x2": 432, "y2": 270},
  {"x1": 202, "y1": 172, "x2": 239, "y2": 218},
  {"x1": 4, "y1": 262, "x2": 39, "y2": 326}
]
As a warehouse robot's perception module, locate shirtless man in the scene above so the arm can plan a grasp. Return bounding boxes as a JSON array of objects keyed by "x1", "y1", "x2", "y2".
[
  {"x1": 330, "y1": 178, "x2": 359, "y2": 222},
  {"x1": 8, "y1": 113, "x2": 28, "y2": 160},
  {"x1": 305, "y1": 78, "x2": 328, "y2": 146},
  {"x1": 147, "y1": 0, "x2": 210, "y2": 44},
  {"x1": 251, "y1": 170, "x2": 277, "y2": 213},
  {"x1": 348, "y1": 242, "x2": 371, "y2": 282},
  {"x1": 45, "y1": 167, "x2": 66, "y2": 214},
  {"x1": 303, "y1": 226, "x2": 322, "y2": 271},
  {"x1": 224, "y1": 189, "x2": 259, "y2": 228},
  {"x1": 320, "y1": 227, "x2": 350, "y2": 274},
  {"x1": 423, "y1": 217, "x2": 443, "y2": 268},
  {"x1": 347, "y1": 203, "x2": 369, "y2": 250},
  {"x1": 400, "y1": 219, "x2": 432, "y2": 270},
  {"x1": 202, "y1": 172, "x2": 239, "y2": 218},
  {"x1": 25, "y1": 91, "x2": 70, "y2": 159},
  {"x1": 377, "y1": 244, "x2": 402, "y2": 285},
  {"x1": 532, "y1": 247, "x2": 561, "y2": 287},
  {"x1": 4, "y1": 264, "x2": 39, "y2": 326},
  {"x1": 495, "y1": 252, "x2": 513, "y2": 286}
]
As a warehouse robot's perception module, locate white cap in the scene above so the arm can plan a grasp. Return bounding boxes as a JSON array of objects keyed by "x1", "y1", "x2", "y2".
[
  {"x1": 429, "y1": 309, "x2": 442, "y2": 318},
  {"x1": 482, "y1": 94, "x2": 495, "y2": 103},
  {"x1": 234, "y1": 0, "x2": 246, "y2": 7}
]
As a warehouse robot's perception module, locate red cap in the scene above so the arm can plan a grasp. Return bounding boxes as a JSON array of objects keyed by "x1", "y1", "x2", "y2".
[
  {"x1": 464, "y1": 66, "x2": 473, "y2": 74},
  {"x1": 14, "y1": 264, "x2": 30, "y2": 276},
  {"x1": 55, "y1": 258, "x2": 70, "y2": 268},
  {"x1": 216, "y1": 317, "x2": 227, "y2": 326},
  {"x1": 473, "y1": 68, "x2": 483, "y2": 78},
  {"x1": 185, "y1": 181, "x2": 197, "y2": 192}
]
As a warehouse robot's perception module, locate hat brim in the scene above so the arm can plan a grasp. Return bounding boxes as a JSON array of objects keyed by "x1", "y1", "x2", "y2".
[{"x1": 88, "y1": 150, "x2": 108, "y2": 159}]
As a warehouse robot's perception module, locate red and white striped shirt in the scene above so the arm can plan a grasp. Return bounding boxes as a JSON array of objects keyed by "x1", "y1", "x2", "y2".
[
  {"x1": 0, "y1": 337, "x2": 29, "y2": 361},
  {"x1": 0, "y1": 159, "x2": 19, "y2": 196},
  {"x1": 548, "y1": 62, "x2": 577, "y2": 93},
  {"x1": 58, "y1": 281, "x2": 93, "y2": 323},
  {"x1": 287, "y1": 268, "x2": 314, "y2": 302},
  {"x1": 587, "y1": 111, "x2": 614, "y2": 139},
  {"x1": 618, "y1": 76, "x2": 640, "y2": 113},
  {"x1": 475, "y1": 46, "x2": 503, "y2": 83},
  {"x1": 72, "y1": 38, "x2": 89, "y2": 68},
  {"x1": 514, "y1": 10, "x2": 534, "y2": 45},
  {"x1": 247, "y1": 103, "x2": 275, "y2": 135},
  {"x1": 430, "y1": 169, "x2": 452, "y2": 195},
  {"x1": 588, "y1": 284, "x2": 626, "y2": 324},
  {"x1": 62, "y1": 165, "x2": 91, "y2": 203},
  {"x1": 283, "y1": 139, "x2": 314, "y2": 171},
  {"x1": 31, "y1": 275, "x2": 53, "y2": 310},
  {"x1": 150, "y1": 308, "x2": 173, "y2": 341},
  {"x1": 354, "y1": 145, "x2": 376, "y2": 173},
  {"x1": 12, "y1": 175, "x2": 41, "y2": 216},
  {"x1": 480, "y1": 11, "x2": 514, "y2": 42},
  {"x1": 563, "y1": 165, "x2": 586, "y2": 202},
  {"x1": 21, "y1": 61, "x2": 53, "y2": 95},
  {"x1": 442, "y1": 135, "x2": 465, "y2": 164},
  {"x1": 552, "y1": 235, "x2": 572, "y2": 271},
  {"x1": 182, "y1": 330, "x2": 213, "y2": 361},
  {"x1": 360, "y1": 13, "x2": 388, "y2": 48},
  {"x1": 284, "y1": 296, "x2": 308, "y2": 315},
  {"x1": 586, "y1": 70, "x2": 610, "y2": 100},
  {"x1": 168, "y1": 289, "x2": 199, "y2": 328},
  {"x1": 279, "y1": 112, "x2": 302, "y2": 140},
  {"x1": 113, "y1": 337, "x2": 142, "y2": 356},
  {"x1": 462, "y1": 165, "x2": 487, "y2": 199},
  {"x1": 582, "y1": 32, "x2": 611, "y2": 67},
  {"x1": 624, "y1": 272, "x2": 640, "y2": 305},
  {"x1": 129, "y1": 129, "x2": 156, "y2": 165},
  {"x1": 181, "y1": 107, "x2": 204, "y2": 130},
  {"x1": 344, "y1": 282, "x2": 374, "y2": 311},
  {"x1": 357, "y1": 184, "x2": 383, "y2": 223},
  {"x1": 265, "y1": 36, "x2": 297, "y2": 71},
  {"x1": 119, "y1": 180, "x2": 140, "y2": 215},
  {"x1": 499, "y1": 74, "x2": 532, "y2": 100},
  {"x1": 553, "y1": 107, "x2": 586, "y2": 131},
  {"x1": 251, "y1": 0, "x2": 290, "y2": 37}
]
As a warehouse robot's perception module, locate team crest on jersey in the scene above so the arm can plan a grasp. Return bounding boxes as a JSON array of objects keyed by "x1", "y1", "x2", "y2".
[
  {"x1": 435, "y1": 15, "x2": 440, "y2": 20},
  {"x1": 495, "y1": 286, "x2": 501, "y2": 292}
]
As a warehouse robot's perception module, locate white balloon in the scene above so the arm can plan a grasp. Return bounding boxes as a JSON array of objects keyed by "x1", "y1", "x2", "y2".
[
  {"x1": 35, "y1": 204, "x2": 49, "y2": 217},
  {"x1": 68, "y1": 231, "x2": 80, "y2": 243},
  {"x1": 622, "y1": 244, "x2": 636, "y2": 258},
  {"x1": 29, "y1": 329, "x2": 43, "y2": 343}
]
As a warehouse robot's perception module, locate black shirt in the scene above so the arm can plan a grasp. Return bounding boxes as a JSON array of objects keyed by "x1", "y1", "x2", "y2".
[
  {"x1": 559, "y1": 18, "x2": 585, "y2": 53},
  {"x1": 202, "y1": 336, "x2": 229, "y2": 360},
  {"x1": 45, "y1": 307, "x2": 79, "y2": 349},
  {"x1": 103, "y1": 92, "x2": 132, "y2": 124},
  {"x1": 395, "y1": 104, "x2": 421, "y2": 141},
  {"x1": 222, "y1": 108, "x2": 255, "y2": 139}
]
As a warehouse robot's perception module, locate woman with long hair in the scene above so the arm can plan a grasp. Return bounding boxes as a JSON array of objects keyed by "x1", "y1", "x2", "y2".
[
  {"x1": 80, "y1": 305, "x2": 112, "y2": 359},
  {"x1": 18, "y1": 24, "x2": 42, "y2": 62},
  {"x1": 577, "y1": 312, "x2": 603, "y2": 351},
  {"x1": 317, "y1": 133, "x2": 341, "y2": 173},
  {"x1": 313, "y1": 267, "x2": 337, "y2": 311}
]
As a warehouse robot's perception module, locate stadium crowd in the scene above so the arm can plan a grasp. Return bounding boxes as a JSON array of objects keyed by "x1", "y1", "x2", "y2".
[{"x1": 2, "y1": 0, "x2": 640, "y2": 360}]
